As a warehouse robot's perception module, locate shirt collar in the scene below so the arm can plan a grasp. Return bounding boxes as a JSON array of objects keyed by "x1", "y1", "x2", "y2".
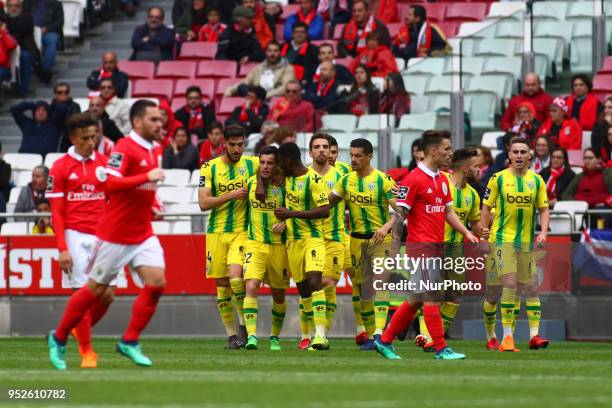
[
  {"x1": 68, "y1": 146, "x2": 96, "y2": 162},
  {"x1": 129, "y1": 130, "x2": 153, "y2": 150},
  {"x1": 418, "y1": 161, "x2": 439, "y2": 178}
]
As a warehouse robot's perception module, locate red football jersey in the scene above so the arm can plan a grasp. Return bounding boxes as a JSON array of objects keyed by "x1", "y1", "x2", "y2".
[
  {"x1": 47, "y1": 147, "x2": 108, "y2": 242},
  {"x1": 397, "y1": 162, "x2": 452, "y2": 243},
  {"x1": 97, "y1": 131, "x2": 158, "y2": 244}
]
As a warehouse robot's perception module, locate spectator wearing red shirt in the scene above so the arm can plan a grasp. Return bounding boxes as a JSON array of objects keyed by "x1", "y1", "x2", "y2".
[
  {"x1": 198, "y1": 9, "x2": 226, "y2": 42},
  {"x1": 280, "y1": 22, "x2": 319, "y2": 82},
  {"x1": 199, "y1": 121, "x2": 225, "y2": 164},
  {"x1": 561, "y1": 148, "x2": 612, "y2": 207},
  {"x1": 267, "y1": 80, "x2": 315, "y2": 132},
  {"x1": 242, "y1": 0, "x2": 274, "y2": 49},
  {"x1": 566, "y1": 73, "x2": 603, "y2": 131},
  {"x1": 338, "y1": 0, "x2": 390, "y2": 58},
  {"x1": 174, "y1": 85, "x2": 216, "y2": 141},
  {"x1": 349, "y1": 31, "x2": 397, "y2": 79},
  {"x1": 175, "y1": 0, "x2": 211, "y2": 42},
  {"x1": 226, "y1": 85, "x2": 269, "y2": 134},
  {"x1": 536, "y1": 97, "x2": 582, "y2": 150},
  {"x1": 500, "y1": 73, "x2": 553, "y2": 131},
  {"x1": 381, "y1": 72, "x2": 411, "y2": 127},
  {"x1": 337, "y1": 64, "x2": 379, "y2": 117},
  {"x1": 158, "y1": 99, "x2": 183, "y2": 149},
  {"x1": 0, "y1": 17, "x2": 17, "y2": 88}
]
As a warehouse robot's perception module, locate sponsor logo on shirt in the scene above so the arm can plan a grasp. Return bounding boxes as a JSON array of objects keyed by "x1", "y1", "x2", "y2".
[
  {"x1": 250, "y1": 200, "x2": 277, "y2": 210},
  {"x1": 199, "y1": 176, "x2": 206, "y2": 188},
  {"x1": 348, "y1": 192, "x2": 373, "y2": 204},
  {"x1": 442, "y1": 182, "x2": 448, "y2": 196},
  {"x1": 218, "y1": 180, "x2": 245, "y2": 192}
]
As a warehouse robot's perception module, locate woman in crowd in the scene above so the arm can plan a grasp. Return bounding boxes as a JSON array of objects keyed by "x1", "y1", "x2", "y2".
[
  {"x1": 562, "y1": 148, "x2": 612, "y2": 208},
  {"x1": 531, "y1": 135, "x2": 552, "y2": 174},
  {"x1": 162, "y1": 128, "x2": 200, "y2": 171},
  {"x1": 601, "y1": 126, "x2": 612, "y2": 168},
  {"x1": 566, "y1": 74, "x2": 602, "y2": 131},
  {"x1": 270, "y1": 126, "x2": 297, "y2": 148},
  {"x1": 540, "y1": 146, "x2": 576, "y2": 208},
  {"x1": 381, "y1": 72, "x2": 411, "y2": 127},
  {"x1": 338, "y1": 64, "x2": 380, "y2": 117},
  {"x1": 199, "y1": 121, "x2": 225, "y2": 164},
  {"x1": 176, "y1": 0, "x2": 211, "y2": 42},
  {"x1": 504, "y1": 101, "x2": 540, "y2": 143},
  {"x1": 592, "y1": 96, "x2": 612, "y2": 154},
  {"x1": 536, "y1": 97, "x2": 582, "y2": 150}
]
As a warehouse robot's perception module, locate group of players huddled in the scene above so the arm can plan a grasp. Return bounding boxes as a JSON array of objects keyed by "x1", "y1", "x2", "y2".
[{"x1": 46, "y1": 100, "x2": 551, "y2": 370}]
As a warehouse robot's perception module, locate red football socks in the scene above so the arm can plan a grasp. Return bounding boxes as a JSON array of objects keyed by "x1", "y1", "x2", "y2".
[
  {"x1": 55, "y1": 286, "x2": 99, "y2": 344},
  {"x1": 122, "y1": 286, "x2": 164, "y2": 343},
  {"x1": 381, "y1": 301, "x2": 418, "y2": 343},
  {"x1": 89, "y1": 299, "x2": 111, "y2": 327},
  {"x1": 423, "y1": 303, "x2": 447, "y2": 352}
]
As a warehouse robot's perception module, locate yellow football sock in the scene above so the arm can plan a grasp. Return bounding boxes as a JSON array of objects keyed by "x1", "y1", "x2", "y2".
[
  {"x1": 483, "y1": 300, "x2": 498, "y2": 340},
  {"x1": 501, "y1": 288, "x2": 517, "y2": 338},
  {"x1": 243, "y1": 296, "x2": 258, "y2": 337},
  {"x1": 512, "y1": 295, "x2": 521, "y2": 334},
  {"x1": 312, "y1": 289, "x2": 327, "y2": 338},
  {"x1": 352, "y1": 285, "x2": 365, "y2": 334},
  {"x1": 230, "y1": 278, "x2": 246, "y2": 326},
  {"x1": 271, "y1": 301, "x2": 286, "y2": 337},
  {"x1": 324, "y1": 285, "x2": 337, "y2": 334},
  {"x1": 360, "y1": 300, "x2": 375, "y2": 338},
  {"x1": 440, "y1": 302, "x2": 460, "y2": 332},
  {"x1": 526, "y1": 297, "x2": 541, "y2": 340},
  {"x1": 299, "y1": 297, "x2": 313, "y2": 340},
  {"x1": 417, "y1": 309, "x2": 431, "y2": 341},
  {"x1": 373, "y1": 291, "x2": 389, "y2": 336},
  {"x1": 216, "y1": 286, "x2": 236, "y2": 336}
]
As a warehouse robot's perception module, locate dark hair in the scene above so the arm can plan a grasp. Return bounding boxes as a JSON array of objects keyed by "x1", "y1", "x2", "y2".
[
  {"x1": 272, "y1": 126, "x2": 296, "y2": 144},
  {"x1": 584, "y1": 147, "x2": 601, "y2": 159},
  {"x1": 474, "y1": 145, "x2": 494, "y2": 166},
  {"x1": 502, "y1": 131, "x2": 519, "y2": 147},
  {"x1": 259, "y1": 145, "x2": 279, "y2": 160},
  {"x1": 130, "y1": 99, "x2": 158, "y2": 124},
  {"x1": 99, "y1": 78, "x2": 114, "y2": 88},
  {"x1": 292, "y1": 21, "x2": 309, "y2": 33},
  {"x1": 350, "y1": 138, "x2": 373, "y2": 155},
  {"x1": 207, "y1": 8, "x2": 219, "y2": 15},
  {"x1": 148, "y1": 6, "x2": 164, "y2": 19},
  {"x1": 365, "y1": 31, "x2": 380, "y2": 43},
  {"x1": 451, "y1": 147, "x2": 478, "y2": 169},
  {"x1": 278, "y1": 142, "x2": 302, "y2": 161},
  {"x1": 67, "y1": 112, "x2": 99, "y2": 136},
  {"x1": 421, "y1": 130, "x2": 450, "y2": 152},
  {"x1": 550, "y1": 146, "x2": 569, "y2": 167},
  {"x1": 248, "y1": 85, "x2": 267, "y2": 101},
  {"x1": 173, "y1": 127, "x2": 188, "y2": 138},
  {"x1": 35, "y1": 197, "x2": 50, "y2": 207},
  {"x1": 186, "y1": 85, "x2": 202, "y2": 97},
  {"x1": 266, "y1": 40, "x2": 281, "y2": 50},
  {"x1": 53, "y1": 82, "x2": 70, "y2": 93},
  {"x1": 351, "y1": 64, "x2": 375, "y2": 93},
  {"x1": 353, "y1": 0, "x2": 370, "y2": 9},
  {"x1": 386, "y1": 72, "x2": 408, "y2": 96},
  {"x1": 309, "y1": 132, "x2": 331, "y2": 151},
  {"x1": 534, "y1": 135, "x2": 553, "y2": 155},
  {"x1": 318, "y1": 43, "x2": 334, "y2": 54},
  {"x1": 509, "y1": 135, "x2": 531, "y2": 148},
  {"x1": 209, "y1": 121, "x2": 224, "y2": 133},
  {"x1": 571, "y1": 73, "x2": 593, "y2": 92},
  {"x1": 225, "y1": 124, "x2": 247, "y2": 139},
  {"x1": 328, "y1": 135, "x2": 338, "y2": 148},
  {"x1": 410, "y1": 5, "x2": 427, "y2": 22}
]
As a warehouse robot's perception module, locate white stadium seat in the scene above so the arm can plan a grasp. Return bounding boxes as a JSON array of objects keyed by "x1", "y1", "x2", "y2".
[
  {"x1": 62, "y1": 0, "x2": 83, "y2": 38},
  {"x1": 321, "y1": 115, "x2": 358, "y2": 133},
  {"x1": 190, "y1": 170, "x2": 201, "y2": 186},
  {"x1": 171, "y1": 221, "x2": 192, "y2": 234},
  {"x1": 533, "y1": 1, "x2": 568, "y2": 22},
  {"x1": 152, "y1": 221, "x2": 171, "y2": 234},
  {"x1": 464, "y1": 91, "x2": 498, "y2": 129},
  {"x1": 73, "y1": 98, "x2": 90, "y2": 112},
  {"x1": 161, "y1": 169, "x2": 191, "y2": 187},
  {"x1": 15, "y1": 171, "x2": 32, "y2": 187},
  {"x1": 0, "y1": 222, "x2": 29, "y2": 236},
  {"x1": 3, "y1": 154, "x2": 43, "y2": 171},
  {"x1": 565, "y1": 2, "x2": 594, "y2": 22},
  {"x1": 157, "y1": 186, "x2": 192, "y2": 204},
  {"x1": 554, "y1": 201, "x2": 589, "y2": 231},
  {"x1": 405, "y1": 57, "x2": 448, "y2": 76},
  {"x1": 44, "y1": 153, "x2": 65, "y2": 168},
  {"x1": 356, "y1": 114, "x2": 391, "y2": 132},
  {"x1": 481, "y1": 132, "x2": 504, "y2": 149},
  {"x1": 409, "y1": 96, "x2": 430, "y2": 114},
  {"x1": 486, "y1": 2, "x2": 526, "y2": 20},
  {"x1": 402, "y1": 73, "x2": 430, "y2": 96}
]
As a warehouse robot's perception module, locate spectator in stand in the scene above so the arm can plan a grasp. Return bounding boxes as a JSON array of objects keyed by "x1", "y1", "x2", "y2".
[
  {"x1": 376, "y1": 0, "x2": 397, "y2": 24},
  {"x1": 393, "y1": 4, "x2": 450, "y2": 63},
  {"x1": 198, "y1": 9, "x2": 226, "y2": 42},
  {"x1": 504, "y1": 100, "x2": 540, "y2": 144},
  {"x1": 337, "y1": 64, "x2": 379, "y2": 117},
  {"x1": 214, "y1": 0, "x2": 241, "y2": 24},
  {"x1": 224, "y1": 41, "x2": 295, "y2": 99},
  {"x1": 94, "y1": 119, "x2": 115, "y2": 157},
  {"x1": 270, "y1": 126, "x2": 297, "y2": 148},
  {"x1": 540, "y1": 146, "x2": 575, "y2": 208},
  {"x1": 536, "y1": 97, "x2": 582, "y2": 150},
  {"x1": 601, "y1": 127, "x2": 612, "y2": 167},
  {"x1": 592, "y1": 96, "x2": 612, "y2": 154},
  {"x1": 350, "y1": 31, "x2": 397, "y2": 79},
  {"x1": 162, "y1": 127, "x2": 200, "y2": 171},
  {"x1": 303, "y1": 60, "x2": 340, "y2": 112},
  {"x1": 118, "y1": 0, "x2": 137, "y2": 18},
  {"x1": 131, "y1": 7, "x2": 175, "y2": 63},
  {"x1": 86, "y1": 51, "x2": 129, "y2": 98},
  {"x1": 159, "y1": 99, "x2": 183, "y2": 148},
  {"x1": 407, "y1": 138, "x2": 424, "y2": 171},
  {"x1": 12, "y1": 101, "x2": 64, "y2": 157},
  {"x1": 4, "y1": 0, "x2": 38, "y2": 96},
  {"x1": 215, "y1": 6, "x2": 264, "y2": 64},
  {"x1": 87, "y1": 96, "x2": 123, "y2": 142},
  {"x1": 284, "y1": 0, "x2": 324, "y2": 42},
  {"x1": 280, "y1": 22, "x2": 319, "y2": 82},
  {"x1": 567, "y1": 73, "x2": 603, "y2": 132},
  {"x1": 531, "y1": 135, "x2": 552, "y2": 174},
  {"x1": 31, "y1": 197, "x2": 53, "y2": 234},
  {"x1": 175, "y1": 85, "x2": 216, "y2": 141},
  {"x1": 306, "y1": 43, "x2": 352, "y2": 87},
  {"x1": 172, "y1": 0, "x2": 192, "y2": 26},
  {"x1": 491, "y1": 132, "x2": 515, "y2": 174},
  {"x1": 199, "y1": 121, "x2": 225, "y2": 164},
  {"x1": 99, "y1": 78, "x2": 131, "y2": 135},
  {"x1": 254, "y1": 120, "x2": 278, "y2": 154},
  {"x1": 51, "y1": 82, "x2": 81, "y2": 152},
  {"x1": 0, "y1": 16, "x2": 17, "y2": 89},
  {"x1": 0, "y1": 141, "x2": 11, "y2": 204},
  {"x1": 561, "y1": 148, "x2": 612, "y2": 208},
  {"x1": 268, "y1": 80, "x2": 315, "y2": 132},
  {"x1": 476, "y1": 146, "x2": 494, "y2": 184},
  {"x1": 226, "y1": 85, "x2": 268, "y2": 134},
  {"x1": 22, "y1": 0, "x2": 63, "y2": 83},
  {"x1": 175, "y1": 0, "x2": 211, "y2": 42},
  {"x1": 381, "y1": 72, "x2": 410, "y2": 127},
  {"x1": 500, "y1": 73, "x2": 553, "y2": 131},
  {"x1": 338, "y1": 0, "x2": 390, "y2": 58},
  {"x1": 242, "y1": 0, "x2": 274, "y2": 49},
  {"x1": 14, "y1": 164, "x2": 47, "y2": 214},
  {"x1": 319, "y1": 0, "x2": 353, "y2": 36}
]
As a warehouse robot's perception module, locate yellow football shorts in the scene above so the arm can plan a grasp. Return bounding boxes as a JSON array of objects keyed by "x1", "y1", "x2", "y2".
[
  {"x1": 243, "y1": 241, "x2": 289, "y2": 289},
  {"x1": 490, "y1": 243, "x2": 535, "y2": 284},
  {"x1": 343, "y1": 233, "x2": 352, "y2": 271},
  {"x1": 287, "y1": 238, "x2": 326, "y2": 283},
  {"x1": 350, "y1": 236, "x2": 391, "y2": 286},
  {"x1": 205, "y1": 232, "x2": 247, "y2": 279},
  {"x1": 323, "y1": 239, "x2": 345, "y2": 281}
]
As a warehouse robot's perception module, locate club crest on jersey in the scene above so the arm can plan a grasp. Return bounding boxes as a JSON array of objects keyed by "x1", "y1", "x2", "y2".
[
  {"x1": 442, "y1": 182, "x2": 448, "y2": 195},
  {"x1": 271, "y1": 187, "x2": 281, "y2": 197},
  {"x1": 527, "y1": 181, "x2": 535, "y2": 190},
  {"x1": 95, "y1": 166, "x2": 107, "y2": 182},
  {"x1": 297, "y1": 181, "x2": 305, "y2": 190},
  {"x1": 326, "y1": 180, "x2": 335, "y2": 189},
  {"x1": 367, "y1": 182, "x2": 376, "y2": 191},
  {"x1": 108, "y1": 152, "x2": 124, "y2": 169},
  {"x1": 238, "y1": 167, "x2": 247, "y2": 176},
  {"x1": 465, "y1": 197, "x2": 472, "y2": 207}
]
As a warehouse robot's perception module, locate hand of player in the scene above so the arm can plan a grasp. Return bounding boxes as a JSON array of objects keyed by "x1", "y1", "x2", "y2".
[
  {"x1": 391, "y1": 186, "x2": 399, "y2": 199},
  {"x1": 147, "y1": 168, "x2": 165, "y2": 182},
  {"x1": 229, "y1": 187, "x2": 248, "y2": 200},
  {"x1": 272, "y1": 222, "x2": 286, "y2": 234},
  {"x1": 480, "y1": 227, "x2": 490, "y2": 241},
  {"x1": 59, "y1": 250, "x2": 73, "y2": 276},
  {"x1": 536, "y1": 231, "x2": 547, "y2": 247},
  {"x1": 465, "y1": 232, "x2": 480, "y2": 244},
  {"x1": 274, "y1": 207, "x2": 292, "y2": 221},
  {"x1": 372, "y1": 226, "x2": 389, "y2": 243}
]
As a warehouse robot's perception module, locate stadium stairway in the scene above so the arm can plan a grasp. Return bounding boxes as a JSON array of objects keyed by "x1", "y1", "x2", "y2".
[{"x1": 0, "y1": 0, "x2": 174, "y2": 154}]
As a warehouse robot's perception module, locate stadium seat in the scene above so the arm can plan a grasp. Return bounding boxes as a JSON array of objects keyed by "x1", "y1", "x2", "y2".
[
  {"x1": 549, "y1": 214, "x2": 572, "y2": 234},
  {"x1": 335, "y1": 57, "x2": 353, "y2": 68},
  {"x1": 238, "y1": 61, "x2": 259, "y2": 78},
  {"x1": 406, "y1": 57, "x2": 448, "y2": 76},
  {"x1": 395, "y1": 58, "x2": 406, "y2": 71},
  {"x1": 157, "y1": 187, "x2": 192, "y2": 204},
  {"x1": 7, "y1": 187, "x2": 21, "y2": 212},
  {"x1": 321, "y1": 114, "x2": 358, "y2": 133},
  {"x1": 464, "y1": 91, "x2": 497, "y2": 128},
  {"x1": 457, "y1": 22, "x2": 497, "y2": 38},
  {"x1": 190, "y1": 187, "x2": 200, "y2": 203},
  {"x1": 570, "y1": 37, "x2": 593, "y2": 72},
  {"x1": 402, "y1": 73, "x2": 430, "y2": 96},
  {"x1": 247, "y1": 133, "x2": 262, "y2": 151},
  {"x1": 197, "y1": 60, "x2": 238, "y2": 78},
  {"x1": 0, "y1": 222, "x2": 29, "y2": 236},
  {"x1": 397, "y1": 112, "x2": 437, "y2": 131},
  {"x1": 189, "y1": 170, "x2": 200, "y2": 186},
  {"x1": 156, "y1": 61, "x2": 197, "y2": 79},
  {"x1": 436, "y1": 21, "x2": 460, "y2": 38},
  {"x1": 486, "y1": 2, "x2": 526, "y2": 20},
  {"x1": 553, "y1": 200, "x2": 589, "y2": 231},
  {"x1": 582, "y1": 131, "x2": 592, "y2": 151},
  {"x1": 396, "y1": 131, "x2": 425, "y2": 167},
  {"x1": 571, "y1": 166, "x2": 583, "y2": 175},
  {"x1": 215, "y1": 78, "x2": 242, "y2": 97},
  {"x1": 443, "y1": 57, "x2": 483, "y2": 77},
  {"x1": 118, "y1": 61, "x2": 155, "y2": 80},
  {"x1": 4, "y1": 153, "x2": 42, "y2": 170},
  {"x1": 152, "y1": 221, "x2": 171, "y2": 234},
  {"x1": 598, "y1": 57, "x2": 612, "y2": 74},
  {"x1": 445, "y1": 2, "x2": 488, "y2": 22},
  {"x1": 356, "y1": 114, "x2": 392, "y2": 132},
  {"x1": 161, "y1": 169, "x2": 191, "y2": 187},
  {"x1": 218, "y1": 97, "x2": 244, "y2": 115},
  {"x1": 481, "y1": 131, "x2": 504, "y2": 149},
  {"x1": 425, "y1": 92, "x2": 452, "y2": 112},
  {"x1": 593, "y1": 75, "x2": 612, "y2": 92},
  {"x1": 333, "y1": 24, "x2": 345, "y2": 40},
  {"x1": 424, "y1": 3, "x2": 446, "y2": 23},
  {"x1": 567, "y1": 150, "x2": 582, "y2": 167},
  {"x1": 171, "y1": 221, "x2": 192, "y2": 234},
  {"x1": 425, "y1": 75, "x2": 452, "y2": 94},
  {"x1": 474, "y1": 39, "x2": 518, "y2": 57},
  {"x1": 171, "y1": 98, "x2": 185, "y2": 112},
  {"x1": 132, "y1": 79, "x2": 174, "y2": 101},
  {"x1": 409, "y1": 96, "x2": 430, "y2": 114},
  {"x1": 481, "y1": 57, "x2": 522, "y2": 93},
  {"x1": 179, "y1": 42, "x2": 217, "y2": 60},
  {"x1": 467, "y1": 75, "x2": 510, "y2": 103},
  {"x1": 387, "y1": 23, "x2": 402, "y2": 38},
  {"x1": 495, "y1": 20, "x2": 523, "y2": 39},
  {"x1": 565, "y1": 2, "x2": 594, "y2": 21},
  {"x1": 73, "y1": 98, "x2": 90, "y2": 112},
  {"x1": 44, "y1": 153, "x2": 65, "y2": 168},
  {"x1": 533, "y1": 21, "x2": 572, "y2": 56},
  {"x1": 532, "y1": 1, "x2": 568, "y2": 22},
  {"x1": 174, "y1": 79, "x2": 215, "y2": 99},
  {"x1": 15, "y1": 171, "x2": 32, "y2": 187},
  {"x1": 533, "y1": 38, "x2": 564, "y2": 74}
]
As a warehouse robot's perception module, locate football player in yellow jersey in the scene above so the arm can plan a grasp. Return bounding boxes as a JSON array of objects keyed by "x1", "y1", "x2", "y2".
[
  {"x1": 242, "y1": 146, "x2": 289, "y2": 351},
  {"x1": 329, "y1": 138, "x2": 399, "y2": 350},
  {"x1": 328, "y1": 135, "x2": 368, "y2": 345},
  {"x1": 198, "y1": 125, "x2": 259, "y2": 349},
  {"x1": 274, "y1": 143, "x2": 331, "y2": 350},
  {"x1": 481, "y1": 136, "x2": 550, "y2": 352}
]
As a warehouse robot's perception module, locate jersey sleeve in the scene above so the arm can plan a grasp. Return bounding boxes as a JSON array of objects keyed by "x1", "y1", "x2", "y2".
[
  {"x1": 250, "y1": 156, "x2": 260, "y2": 173},
  {"x1": 332, "y1": 174, "x2": 348, "y2": 198},
  {"x1": 105, "y1": 142, "x2": 129, "y2": 178},
  {"x1": 468, "y1": 189, "x2": 481, "y2": 221},
  {"x1": 45, "y1": 163, "x2": 65, "y2": 198},
  {"x1": 383, "y1": 173, "x2": 396, "y2": 201},
  {"x1": 199, "y1": 161, "x2": 212, "y2": 189},
  {"x1": 311, "y1": 174, "x2": 330, "y2": 207},
  {"x1": 535, "y1": 175, "x2": 549, "y2": 208},
  {"x1": 483, "y1": 173, "x2": 499, "y2": 208},
  {"x1": 397, "y1": 176, "x2": 417, "y2": 210}
]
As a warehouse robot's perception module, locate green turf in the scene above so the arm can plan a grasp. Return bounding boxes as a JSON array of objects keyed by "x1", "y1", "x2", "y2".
[{"x1": 1, "y1": 338, "x2": 611, "y2": 407}]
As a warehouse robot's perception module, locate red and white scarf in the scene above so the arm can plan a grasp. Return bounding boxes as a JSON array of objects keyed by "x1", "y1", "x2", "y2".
[
  {"x1": 297, "y1": 9, "x2": 316, "y2": 26},
  {"x1": 546, "y1": 166, "x2": 565, "y2": 199},
  {"x1": 317, "y1": 78, "x2": 335, "y2": 97},
  {"x1": 239, "y1": 102, "x2": 260, "y2": 122},
  {"x1": 188, "y1": 106, "x2": 204, "y2": 130},
  {"x1": 98, "y1": 68, "x2": 113, "y2": 81}
]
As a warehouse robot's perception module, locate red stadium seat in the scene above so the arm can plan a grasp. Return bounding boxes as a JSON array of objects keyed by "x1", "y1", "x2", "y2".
[
  {"x1": 171, "y1": 97, "x2": 185, "y2": 113},
  {"x1": 445, "y1": 2, "x2": 488, "y2": 22},
  {"x1": 425, "y1": 4, "x2": 447, "y2": 23},
  {"x1": 238, "y1": 61, "x2": 259, "y2": 77},
  {"x1": 387, "y1": 23, "x2": 402, "y2": 38},
  {"x1": 117, "y1": 61, "x2": 155, "y2": 80},
  {"x1": 174, "y1": 79, "x2": 215, "y2": 99},
  {"x1": 156, "y1": 61, "x2": 197, "y2": 79},
  {"x1": 218, "y1": 97, "x2": 244, "y2": 114},
  {"x1": 335, "y1": 57, "x2": 353, "y2": 68},
  {"x1": 567, "y1": 150, "x2": 582, "y2": 167},
  {"x1": 275, "y1": 24, "x2": 284, "y2": 42},
  {"x1": 333, "y1": 24, "x2": 345, "y2": 40},
  {"x1": 593, "y1": 74, "x2": 612, "y2": 91},
  {"x1": 599, "y1": 57, "x2": 612, "y2": 74},
  {"x1": 132, "y1": 79, "x2": 174, "y2": 101},
  {"x1": 197, "y1": 60, "x2": 238, "y2": 78},
  {"x1": 215, "y1": 78, "x2": 242, "y2": 96},
  {"x1": 179, "y1": 42, "x2": 217, "y2": 60},
  {"x1": 280, "y1": 4, "x2": 300, "y2": 21},
  {"x1": 436, "y1": 21, "x2": 460, "y2": 38}
]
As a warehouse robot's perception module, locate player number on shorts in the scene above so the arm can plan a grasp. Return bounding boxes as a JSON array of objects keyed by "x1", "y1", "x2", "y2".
[{"x1": 244, "y1": 253, "x2": 252, "y2": 264}]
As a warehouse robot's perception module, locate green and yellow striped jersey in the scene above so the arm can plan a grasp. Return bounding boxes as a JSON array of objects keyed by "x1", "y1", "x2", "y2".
[
  {"x1": 334, "y1": 161, "x2": 352, "y2": 175},
  {"x1": 246, "y1": 175, "x2": 286, "y2": 244},
  {"x1": 309, "y1": 165, "x2": 345, "y2": 243},
  {"x1": 442, "y1": 172, "x2": 481, "y2": 243},
  {"x1": 199, "y1": 155, "x2": 259, "y2": 234},
  {"x1": 483, "y1": 168, "x2": 548, "y2": 249},
  {"x1": 332, "y1": 169, "x2": 395, "y2": 236},
  {"x1": 285, "y1": 168, "x2": 329, "y2": 240}
]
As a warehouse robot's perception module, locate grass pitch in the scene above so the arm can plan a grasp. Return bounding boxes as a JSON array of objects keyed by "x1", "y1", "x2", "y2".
[{"x1": 1, "y1": 338, "x2": 611, "y2": 407}]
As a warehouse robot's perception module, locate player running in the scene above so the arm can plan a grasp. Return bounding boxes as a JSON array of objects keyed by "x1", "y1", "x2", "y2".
[
  {"x1": 375, "y1": 131, "x2": 479, "y2": 360},
  {"x1": 242, "y1": 146, "x2": 289, "y2": 351},
  {"x1": 274, "y1": 143, "x2": 330, "y2": 350},
  {"x1": 481, "y1": 135, "x2": 550, "y2": 352},
  {"x1": 46, "y1": 113, "x2": 113, "y2": 368},
  {"x1": 198, "y1": 125, "x2": 259, "y2": 349},
  {"x1": 48, "y1": 100, "x2": 168, "y2": 369},
  {"x1": 328, "y1": 138, "x2": 398, "y2": 350}
]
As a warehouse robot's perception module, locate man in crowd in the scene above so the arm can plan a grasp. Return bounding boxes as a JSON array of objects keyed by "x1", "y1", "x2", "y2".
[
  {"x1": 393, "y1": 4, "x2": 449, "y2": 62},
  {"x1": 51, "y1": 82, "x2": 81, "y2": 152},
  {"x1": 280, "y1": 22, "x2": 319, "y2": 82},
  {"x1": 12, "y1": 100, "x2": 65, "y2": 157},
  {"x1": 500, "y1": 73, "x2": 553, "y2": 131},
  {"x1": 267, "y1": 80, "x2": 315, "y2": 132},
  {"x1": 14, "y1": 164, "x2": 48, "y2": 214},
  {"x1": 215, "y1": 6, "x2": 264, "y2": 65},
  {"x1": 283, "y1": 0, "x2": 324, "y2": 42},
  {"x1": 305, "y1": 43, "x2": 353, "y2": 87},
  {"x1": 22, "y1": 0, "x2": 63, "y2": 83},
  {"x1": 338, "y1": 0, "x2": 390, "y2": 58},
  {"x1": 86, "y1": 51, "x2": 129, "y2": 98},
  {"x1": 99, "y1": 78, "x2": 131, "y2": 135},
  {"x1": 4, "y1": 0, "x2": 38, "y2": 96},
  {"x1": 87, "y1": 96, "x2": 124, "y2": 143},
  {"x1": 303, "y1": 61, "x2": 340, "y2": 111},
  {"x1": 131, "y1": 7, "x2": 175, "y2": 63},
  {"x1": 174, "y1": 85, "x2": 216, "y2": 141}
]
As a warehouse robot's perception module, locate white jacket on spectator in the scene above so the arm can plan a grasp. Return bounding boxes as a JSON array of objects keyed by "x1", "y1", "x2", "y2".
[
  {"x1": 225, "y1": 59, "x2": 295, "y2": 99},
  {"x1": 105, "y1": 96, "x2": 131, "y2": 135}
]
